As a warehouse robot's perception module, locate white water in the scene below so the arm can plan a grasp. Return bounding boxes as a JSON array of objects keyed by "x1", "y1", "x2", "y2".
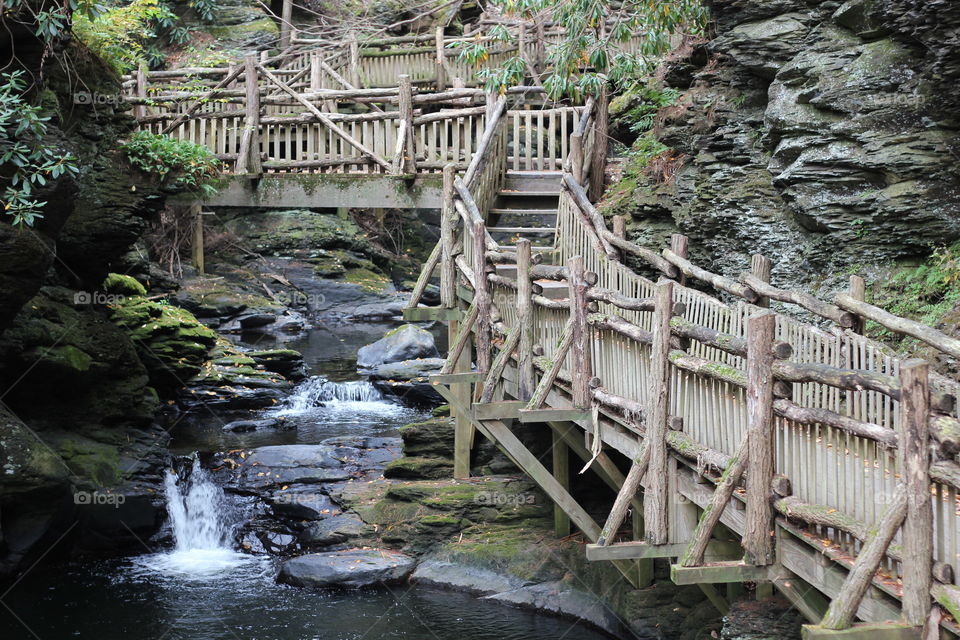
[
  {"x1": 134, "y1": 457, "x2": 257, "y2": 578},
  {"x1": 276, "y1": 376, "x2": 393, "y2": 415}
]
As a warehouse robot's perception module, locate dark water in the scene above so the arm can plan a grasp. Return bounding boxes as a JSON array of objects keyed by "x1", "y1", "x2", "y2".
[
  {"x1": 0, "y1": 322, "x2": 613, "y2": 640},
  {"x1": 0, "y1": 556, "x2": 613, "y2": 640}
]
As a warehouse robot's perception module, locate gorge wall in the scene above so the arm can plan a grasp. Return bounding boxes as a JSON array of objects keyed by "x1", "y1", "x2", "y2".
[{"x1": 605, "y1": 0, "x2": 960, "y2": 296}]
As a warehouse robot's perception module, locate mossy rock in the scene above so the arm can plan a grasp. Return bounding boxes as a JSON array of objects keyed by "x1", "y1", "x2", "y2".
[
  {"x1": 56, "y1": 437, "x2": 123, "y2": 488},
  {"x1": 384, "y1": 456, "x2": 453, "y2": 480},
  {"x1": 108, "y1": 298, "x2": 217, "y2": 391},
  {"x1": 102, "y1": 273, "x2": 147, "y2": 297},
  {"x1": 397, "y1": 418, "x2": 454, "y2": 459}
]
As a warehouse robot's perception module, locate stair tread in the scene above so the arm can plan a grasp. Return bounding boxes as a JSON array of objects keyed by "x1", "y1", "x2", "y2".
[
  {"x1": 497, "y1": 190, "x2": 560, "y2": 197},
  {"x1": 488, "y1": 226, "x2": 556, "y2": 233},
  {"x1": 489, "y1": 208, "x2": 558, "y2": 215}
]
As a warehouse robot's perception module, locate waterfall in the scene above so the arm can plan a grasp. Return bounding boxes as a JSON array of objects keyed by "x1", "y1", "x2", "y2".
[
  {"x1": 135, "y1": 456, "x2": 255, "y2": 577},
  {"x1": 279, "y1": 376, "x2": 385, "y2": 413},
  {"x1": 164, "y1": 457, "x2": 228, "y2": 551}
]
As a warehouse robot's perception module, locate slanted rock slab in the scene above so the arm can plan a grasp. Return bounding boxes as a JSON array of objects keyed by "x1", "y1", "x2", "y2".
[{"x1": 277, "y1": 549, "x2": 416, "y2": 588}]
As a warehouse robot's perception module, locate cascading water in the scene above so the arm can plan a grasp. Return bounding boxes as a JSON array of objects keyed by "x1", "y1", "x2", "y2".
[
  {"x1": 277, "y1": 376, "x2": 387, "y2": 413},
  {"x1": 135, "y1": 456, "x2": 256, "y2": 578}
]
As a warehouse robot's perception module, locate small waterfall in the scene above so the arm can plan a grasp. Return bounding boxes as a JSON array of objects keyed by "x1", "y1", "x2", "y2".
[
  {"x1": 135, "y1": 456, "x2": 254, "y2": 577},
  {"x1": 165, "y1": 457, "x2": 228, "y2": 551},
  {"x1": 279, "y1": 376, "x2": 385, "y2": 412}
]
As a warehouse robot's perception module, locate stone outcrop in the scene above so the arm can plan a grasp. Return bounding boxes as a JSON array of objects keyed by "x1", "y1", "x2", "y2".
[{"x1": 605, "y1": 0, "x2": 960, "y2": 295}]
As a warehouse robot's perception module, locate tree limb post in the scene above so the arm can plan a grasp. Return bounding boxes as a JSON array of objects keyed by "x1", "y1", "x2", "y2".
[
  {"x1": 644, "y1": 279, "x2": 673, "y2": 545},
  {"x1": 440, "y1": 164, "x2": 458, "y2": 309},
  {"x1": 568, "y1": 255, "x2": 592, "y2": 409},
  {"x1": 744, "y1": 310, "x2": 776, "y2": 565},
  {"x1": 235, "y1": 54, "x2": 262, "y2": 175},
  {"x1": 398, "y1": 74, "x2": 417, "y2": 174},
  {"x1": 517, "y1": 238, "x2": 536, "y2": 402},
  {"x1": 473, "y1": 220, "x2": 492, "y2": 375},
  {"x1": 751, "y1": 254, "x2": 772, "y2": 309}
]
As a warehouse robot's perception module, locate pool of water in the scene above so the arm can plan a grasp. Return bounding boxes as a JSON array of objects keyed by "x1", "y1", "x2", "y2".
[{"x1": 0, "y1": 556, "x2": 615, "y2": 640}]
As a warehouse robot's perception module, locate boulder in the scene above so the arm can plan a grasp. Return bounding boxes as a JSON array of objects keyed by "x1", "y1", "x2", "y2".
[
  {"x1": 356, "y1": 325, "x2": 439, "y2": 370},
  {"x1": 300, "y1": 514, "x2": 371, "y2": 546},
  {"x1": 277, "y1": 549, "x2": 416, "y2": 588}
]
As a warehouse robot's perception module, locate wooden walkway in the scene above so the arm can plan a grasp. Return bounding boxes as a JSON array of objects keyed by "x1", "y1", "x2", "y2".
[
  {"x1": 403, "y1": 85, "x2": 960, "y2": 640},
  {"x1": 123, "y1": 28, "x2": 960, "y2": 638}
]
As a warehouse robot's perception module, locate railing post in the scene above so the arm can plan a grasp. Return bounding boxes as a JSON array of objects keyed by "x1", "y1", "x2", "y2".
[
  {"x1": 440, "y1": 164, "x2": 458, "y2": 309},
  {"x1": 670, "y1": 234, "x2": 688, "y2": 287},
  {"x1": 517, "y1": 238, "x2": 536, "y2": 402},
  {"x1": 191, "y1": 202, "x2": 204, "y2": 275},
  {"x1": 568, "y1": 255, "x2": 592, "y2": 409},
  {"x1": 612, "y1": 215, "x2": 626, "y2": 240},
  {"x1": 643, "y1": 279, "x2": 673, "y2": 545},
  {"x1": 744, "y1": 310, "x2": 776, "y2": 566},
  {"x1": 279, "y1": 0, "x2": 293, "y2": 49},
  {"x1": 473, "y1": 220, "x2": 491, "y2": 375},
  {"x1": 570, "y1": 132, "x2": 584, "y2": 185},
  {"x1": 134, "y1": 63, "x2": 147, "y2": 120},
  {"x1": 235, "y1": 54, "x2": 261, "y2": 175},
  {"x1": 398, "y1": 74, "x2": 416, "y2": 174},
  {"x1": 349, "y1": 34, "x2": 361, "y2": 87},
  {"x1": 899, "y1": 359, "x2": 932, "y2": 626},
  {"x1": 589, "y1": 85, "x2": 608, "y2": 200},
  {"x1": 435, "y1": 26, "x2": 447, "y2": 91},
  {"x1": 751, "y1": 254, "x2": 772, "y2": 308},
  {"x1": 848, "y1": 275, "x2": 866, "y2": 334}
]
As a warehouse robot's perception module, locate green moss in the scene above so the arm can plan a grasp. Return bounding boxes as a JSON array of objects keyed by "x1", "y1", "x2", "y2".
[
  {"x1": 103, "y1": 273, "x2": 147, "y2": 296},
  {"x1": 57, "y1": 438, "x2": 123, "y2": 487},
  {"x1": 46, "y1": 345, "x2": 93, "y2": 372},
  {"x1": 343, "y1": 267, "x2": 390, "y2": 292}
]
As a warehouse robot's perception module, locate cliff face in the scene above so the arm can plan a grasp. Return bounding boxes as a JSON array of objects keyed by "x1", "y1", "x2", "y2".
[
  {"x1": 606, "y1": 0, "x2": 960, "y2": 293},
  {"x1": 0, "y1": 34, "x2": 171, "y2": 575}
]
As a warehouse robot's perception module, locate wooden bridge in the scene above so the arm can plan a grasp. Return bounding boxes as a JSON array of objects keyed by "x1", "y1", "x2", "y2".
[{"x1": 123, "y1": 28, "x2": 960, "y2": 639}]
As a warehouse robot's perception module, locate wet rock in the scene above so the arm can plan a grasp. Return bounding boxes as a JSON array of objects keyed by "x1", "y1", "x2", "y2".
[
  {"x1": 411, "y1": 559, "x2": 528, "y2": 595},
  {"x1": 247, "y1": 349, "x2": 308, "y2": 381},
  {"x1": 224, "y1": 444, "x2": 354, "y2": 493},
  {"x1": 485, "y1": 581, "x2": 628, "y2": 636},
  {"x1": 300, "y1": 514, "x2": 371, "y2": 546},
  {"x1": 720, "y1": 597, "x2": 804, "y2": 640},
  {"x1": 277, "y1": 549, "x2": 416, "y2": 589},
  {"x1": 266, "y1": 487, "x2": 337, "y2": 520},
  {"x1": 357, "y1": 325, "x2": 439, "y2": 369},
  {"x1": 398, "y1": 418, "x2": 455, "y2": 459},
  {"x1": 222, "y1": 417, "x2": 288, "y2": 433},
  {"x1": 384, "y1": 456, "x2": 453, "y2": 480},
  {"x1": 366, "y1": 357, "x2": 445, "y2": 406}
]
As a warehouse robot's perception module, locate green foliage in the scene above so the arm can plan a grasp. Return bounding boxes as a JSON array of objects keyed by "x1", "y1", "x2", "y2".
[
  {"x1": 868, "y1": 242, "x2": 960, "y2": 346},
  {"x1": 0, "y1": 72, "x2": 79, "y2": 227},
  {"x1": 122, "y1": 131, "x2": 220, "y2": 197},
  {"x1": 453, "y1": 0, "x2": 707, "y2": 98},
  {"x1": 624, "y1": 86, "x2": 680, "y2": 133},
  {"x1": 625, "y1": 130, "x2": 669, "y2": 168},
  {"x1": 72, "y1": 0, "x2": 176, "y2": 74}
]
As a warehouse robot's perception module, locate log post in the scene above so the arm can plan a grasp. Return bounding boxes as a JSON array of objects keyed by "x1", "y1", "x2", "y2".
[
  {"x1": 568, "y1": 255, "x2": 592, "y2": 409},
  {"x1": 398, "y1": 74, "x2": 416, "y2": 174},
  {"x1": 134, "y1": 64, "x2": 147, "y2": 119},
  {"x1": 589, "y1": 86, "x2": 609, "y2": 200},
  {"x1": 571, "y1": 132, "x2": 584, "y2": 185},
  {"x1": 899, "y1": 359, "x2": 932, "y2": 626},
  {"x1": 644, "y1": 279, "x2": 673, "y2": 545},
  {"x1": 473, "y1": 220, "x2": 492, "y2": 375},
  {"x1": 849, "y1": 275, "x2": 866, "y2": 334},
  {"x1": 670, "y1": 234, "x2": 688, "y2": 287},
  {"x1": 190, "y1": 203, "x2": 204, "y2": 274},
  {"x1": 553, "y1": 428, "x2": 571, "y2": 537},
  {"x1": 349, "y1": 34, "x2": 361, "y2": 87},
  {"x1": 440, "y1": 164, "x2": 457, "y2": 309},
  {"x1": 751, "y1": 254, "x2": 772, "y2": 309},
  {"x1": 451, "y1": 309, "x2": 474, "y2": 479},
  {"x1": 613, "y1": 215, "x2": 626, "y2": 240},
  {"x1": 310, "y1": 52, "x2": 335, "y2": 113},
  {"x1": 744, "y1": 310, "x2": 776, "y2": 566},
  {"x1": 435, "y1": 26, "x2": 447, "y2": 91},
  {"x1": 279, "y1": 0, "x2": 293, "y2": 50},
  {"x1": 235, "y1": 54, "x2": 261, "y2": 175},
  {"x1": 517, "y1": 238, "x2": 536, "y2": 402},
  {"x1": 260, "y1": 50, "x2": 269, "y2": 64}
]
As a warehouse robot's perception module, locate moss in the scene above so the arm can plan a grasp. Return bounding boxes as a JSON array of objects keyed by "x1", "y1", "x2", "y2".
[
  {"x1": 431, "y1": 404, "x2": 450, "y2": 417},
  {"x1": 57, "y1": 438, "x2": 123, "y2": 487},
  {"x1": 46, "y1": 345, "x2": 93, "y2": 372},
  {"x1": 103, "y1": 273, "x2": 147, "y2": 296},
  {"x1": 384, "y1": 456, "x2": 453, "y2": 480},
  {"x1": 343, "y1": 267, "x2": 390, "y2": 292}
]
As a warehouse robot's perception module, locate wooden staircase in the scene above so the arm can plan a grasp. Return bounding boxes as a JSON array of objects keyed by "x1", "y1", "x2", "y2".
[{"x1": 487, "y1": 170, "x2": 561, "y2": 252}]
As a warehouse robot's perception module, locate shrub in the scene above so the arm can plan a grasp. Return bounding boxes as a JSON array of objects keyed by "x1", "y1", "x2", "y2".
[{"x1": 122, "y1": 131, "x2": 221, "y2": 197}]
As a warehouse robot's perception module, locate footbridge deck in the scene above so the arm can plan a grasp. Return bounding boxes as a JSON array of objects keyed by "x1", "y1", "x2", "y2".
[{"x1": 402, "y1": 82, "x2": 960, "y2": 640}]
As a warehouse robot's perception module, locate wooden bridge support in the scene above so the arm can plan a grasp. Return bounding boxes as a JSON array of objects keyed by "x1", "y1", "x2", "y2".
[
  {"x1": 644, "y1": 280, "x2": 673, "y2": 545},
  {"x1": 236, "y1": 54, "x2": 262, "y2": 175},
  {"x1": 744, "y1": 310, "x2": 776, "y2": 566}
]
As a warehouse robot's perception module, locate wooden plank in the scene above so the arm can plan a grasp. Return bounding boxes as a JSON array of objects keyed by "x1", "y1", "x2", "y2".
[
  {"x1": 448, "y1": 314, "x2": 475, "y2": 480},
  {"x1": 516, "y1": 239, "x2": 536, "y2": 401},
  {"x1": 517, "y1": 408, "x2": 592, "y2": 423},
  {"x1": 744, "y1": 310, "x2": 776, "y2": 565},
  {"x1": 898, "y1": 360, "x2": 932, "y2": 626},
  {"x1": 596, "y1": 443, "x2": 650, "y2": 545},
  {"x1": 431, "y1": 372, "x2": 483, "y2": 384},
  {"x1": 402, "y1": 307, "x2": 462, "y2": 322},
  {"x1": 671, "y1": 561, "x2": 772, "y2": 585},
  {"x1": 404, "y1": 240, "x2": 443, "y2": 311},
  {"x1": 472, "y1": 401, "x2": 526, "y2": 420},
  {"x1": 473, "y1": 220, "x2": 492, "y2": 376},
  {"x1": 553, "y1": 429, "x2": 571, "y2": 537},
  {"x1": 644, "y1": 280, "x2": 673, "y2": 545},
  {"x1": 587, "y1": 540, "x2": 741, "y2": 561},
  {"x1": 802, "y1": 623, "x2": 922, "y2": 640}
]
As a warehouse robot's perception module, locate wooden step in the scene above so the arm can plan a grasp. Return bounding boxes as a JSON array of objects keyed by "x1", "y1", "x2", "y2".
[
  {"x1": 489, "y1": 208, "x2": 557, "y2": 216},
  {"x1": 488, "y1": 226, "x2": 556, "y2": 234},
  {"x1": 502, "y1": 170, "x2": 562, "y2": 192},
  {"x1": 497, "y1": 190, "x2": 560, "y2": 198}
]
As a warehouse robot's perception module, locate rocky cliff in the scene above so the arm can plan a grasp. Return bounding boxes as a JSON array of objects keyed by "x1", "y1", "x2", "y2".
[{"x1": 605, "y1": 0, "x2": 960, "y2": 296}]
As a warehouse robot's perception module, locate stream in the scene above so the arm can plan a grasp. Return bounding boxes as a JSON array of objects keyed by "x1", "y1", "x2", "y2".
[{"x1": 0, "y1": 323, "x2": 615, "y2": 640}]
